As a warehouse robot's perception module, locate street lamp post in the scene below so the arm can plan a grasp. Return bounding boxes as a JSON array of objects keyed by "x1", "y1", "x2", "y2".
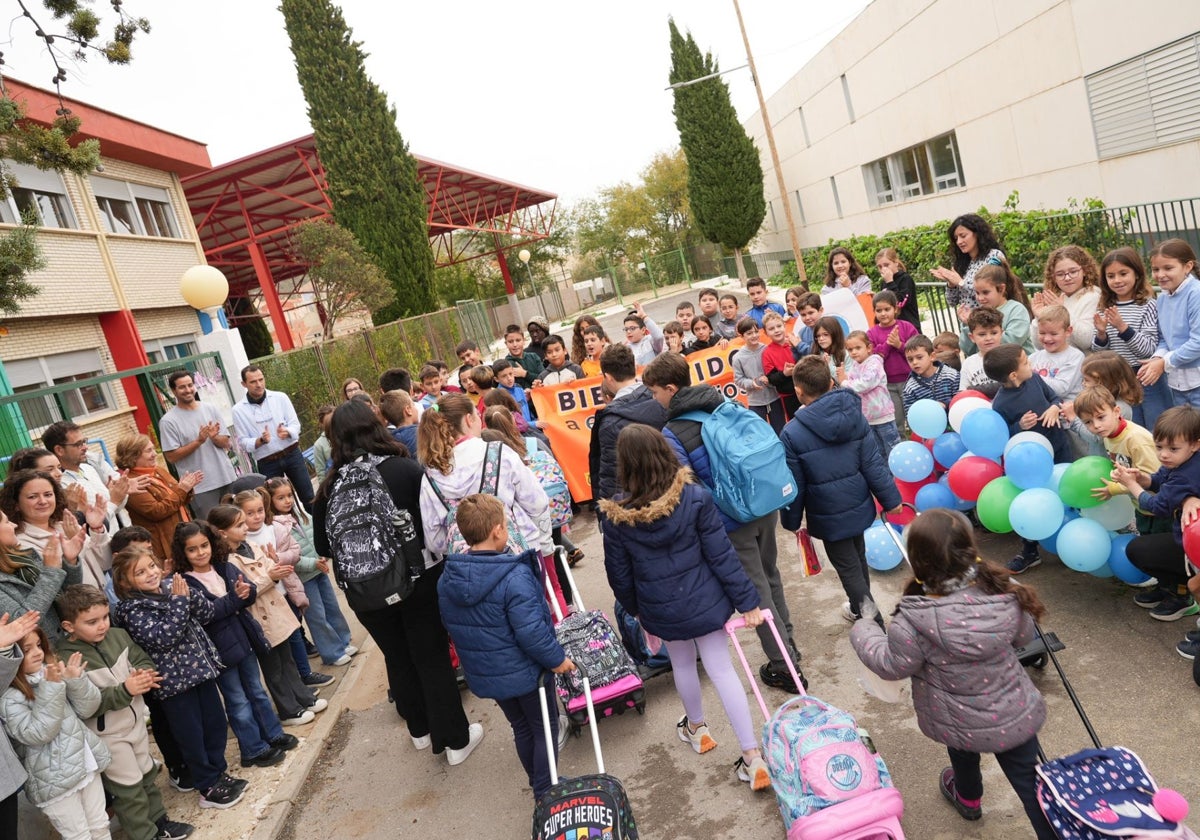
[{"x1": 518, "y1": 248, "x2": 538, "y2": 306}]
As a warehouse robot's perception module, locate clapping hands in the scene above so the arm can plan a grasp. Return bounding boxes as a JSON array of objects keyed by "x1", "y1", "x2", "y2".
[{"x1": 0, "y1": 611, "x2": 40, "y2": 648}]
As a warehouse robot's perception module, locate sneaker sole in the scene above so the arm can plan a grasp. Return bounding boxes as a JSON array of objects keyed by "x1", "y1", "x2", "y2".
[
  {"x1": 1008, "y1": 558, "x2": 1042, "y2": 575},
  {"x1": 1135, "y1": 599, "x2": 1164, "y2": 608},
  {"x1": 1177, "y1": 646, "x2": 1197, "y2": 661},
  {"x1": 677, "y1": 726, "x2": 716, "y2": 754},
  {"x1": 1151, "y1": 604, "x2": 1200, "y2": 622},
  {"x1": 198, "y1": 793, "x2": 244, "y2": 810},
  {"x1": 751, "y1": 766, "x2": 771, "y2": 790}
]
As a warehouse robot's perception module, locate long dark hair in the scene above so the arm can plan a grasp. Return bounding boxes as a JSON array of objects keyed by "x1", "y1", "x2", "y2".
[
  {"x1": 949, "y1": 213, "x2": 1002, "y2": 275},
  {"x1": 901, "y1": 509, "x2": 1044, "y2": 619},
  {"x1": 615, "y1": 425, "x2": 686, "y2": 510},
  {"x1": 0, "y1": 469, "x2": 68, "y2": 527},
  {"x1": 171, "y1": 520, "x2": 227, "y2": 574},
  {"x1": 315, "y1": 399, "x2": 404, "y2": 503}
]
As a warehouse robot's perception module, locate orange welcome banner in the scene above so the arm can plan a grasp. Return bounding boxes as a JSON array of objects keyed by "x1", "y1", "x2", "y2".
[{"x1": 528, "y1": 340, "x2": 749, "y2": 503}]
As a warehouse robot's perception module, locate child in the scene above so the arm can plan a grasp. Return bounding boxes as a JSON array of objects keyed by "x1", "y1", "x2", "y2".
[
  {"x1": 206, "y1": 505, "x2": 324, "y2": 727},
  {"x1": 266, "y1": 477, "x2": 356, "y2": 667},
  {"x1": 1093, "y1": 247, "x2": 1168, "y2": 430},
  {"x1": 784, "y1": 286, "x2": 803, "y2": 320},
  {"x1": 0, "y1": 609, "x2": 41, "y2": 839},
  {"x1": 850, "y1": 509, "x2": 1056, "y2": 840},
  {"x1": 745, "y1": 277, "x2": 786, "y2": 327},
  {"x1": 469, "y1": 364, "x2": 497, "y2": 415},
  {"x1": 1035, "y1": 246, "x2": 1103, "y2": 352},
  {"x1": 840, "y1": 330, "x2": 901, "y2": 455},
  {"x1": 1080, "y1": 351, "x2": 1142, "y2": 419},
  {"x1": 933, "y1": 332, "x2": 962, "y2": 371},
  {"x1": 502, "y1": 324, "x2": 544, "y2": 390},
  {"x1": 761, "y1": 311, "x2": 801, "y2": 423},
  {"x1": 958, "y1": 308, "x2": 1005, "y2": 397},
  {"x1": 532, "y1": 335, "x2": 583, "y2": 386},
  {"x1": 379, "y1": 389, "x2": 419, "y2": 455},
  {"x1": 581, "y1": 325, "x2": 609, "y2": 378},
  {"x1": 492, "y1": 360, "x2": 533, "y2": 423},
  {"x1": 903, "y1": 335, "x2": 961, "y2": 414},
  {"x1": 688, "y1": 315, "x2": 717, "y2": 352},
  {"x1": 1114, "y1": 406, "x2": 1200, "y2": 621},
  {"x1": 111, "y1": 546, "x2": 246, "y2": 809},
  {"x1": 810, "y1": 315, "x2": 848, "y2": 381},
  {"x1": 662, "y1": 320, "x2": 687, "y2": 355},
  {"x1": 959, "y1": 264, "x2": 1034, "y2": 354},
  {"x1": 716, "y1": 293, "x2": 742, "y2": 340},
  {"x1": 56, "y1": 585, "x2": 196, "y2": 840},
  {"x1": 1030, "y1": 306, "x2": 1084, "y2": 399},
  {"x1": 431, "y1": 360, "x2": 461, "y2": 394},
  {"x1": 418, "y1": 364, "x2": 443, "y2": 410},
  {"x1": 821, "y1": 247, "x2": 871, "y2": 296},
  {"x1": 867, "y1": 290, "x2": 919, "y2": 426},
  {"x1": 437, "y1": 494, "x2": 574, "y2": 800},
  {"x1": 875, "y1": 247, "x2": 920, "y2": 329},
  {"x1": 732, "y1": 316, "x2": 784, "y2": 433},
  {"x1": 984, "y1": 344, "x2": 1073, "y2": 574},
  {"x1": 599, "y1": 425, "x2": 771, "y2": 790},
  {"x1": 312, "y1": 405, "x2": 335, "y2": 486},
  {"x1": 1, "y1": 625, "x2": 113, "y2": 839},
  {"x1": 454, "y1": 340, "x2": 483, "y2": 386},
  {"x1": 675, "y1": 300, "x2": 696, "y2": 344},
  {"x1": 781, "y1": 357, "x2": 903, "y2": 622},
  {"x1": 697, "y1": 287, "x2": 721, "y2": 323},
  {"x1": 624, "y1": 301, "x2": 664, "y2": 365},
  {"x1": 1138, "y1": 239, "x2": 1200, "y2": 408},
  {"x1": 570, "y1": 315, "x2": 601, "y2": 367},
  {"x1": 793, "y1": 291, "x2": 823, "y2": 353}
]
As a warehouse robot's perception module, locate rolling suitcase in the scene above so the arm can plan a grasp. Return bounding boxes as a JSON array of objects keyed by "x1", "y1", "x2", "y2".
[
  {"x1": 727, "y1": 610, "x2": 906, "y2": 840},
  {"x1": 533, "y1": 673, "x2": 638, "y2": 840},
  {"x1": 546, "y1": 562, "x2": 646, "y2": 738}
]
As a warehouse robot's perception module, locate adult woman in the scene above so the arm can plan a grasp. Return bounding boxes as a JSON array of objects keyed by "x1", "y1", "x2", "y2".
[
  {"x1": 312, "y1": 401, "x2": 482, "y2": 765},
  {"x1": 1034, "y1": 245, "x2": 1103, "y2": 353},
  {"x1": 932, "y1": 213, "x2": 1006, "y2": 310},
  {"x1": 341, "y1": 378, "x2": 365, "y2": 401},
  {"x1": 5, "y1": 448, "x2": 62, "y2": 482},
  {"x1": 0, "y1": 472, "x2": 91, "y2": 639},
  {"x1": 115, "y1": 434, "x2": 202, "y2": 561},
  {"x1": 570, "y1": 315, "x2": 601, "y2": 367}
]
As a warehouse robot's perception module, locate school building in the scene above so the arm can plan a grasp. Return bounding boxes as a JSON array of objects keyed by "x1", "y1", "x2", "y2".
[{"x1": 747, "y1": 0, "x2": 1200, "y2": 251}]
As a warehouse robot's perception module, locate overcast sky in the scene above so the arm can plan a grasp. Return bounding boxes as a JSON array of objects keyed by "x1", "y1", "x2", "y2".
[{"x1": 1, "y1": 0, "x2": 869, "y2": 203}]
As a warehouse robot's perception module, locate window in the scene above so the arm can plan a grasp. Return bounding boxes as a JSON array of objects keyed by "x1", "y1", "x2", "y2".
[
  {"x1": 5, "y1": 350, "x2": 116, "y2": 432},
  {"x1": 862, "y1": 131, "x2": 965, "y2": 207},
  {"x1": 143, "y1": 333, "x2": 199, "y2": 364},
  {"x1": 90, "y1": 176, "x2": 182, "y2": 238},
  {"x1": 0, "y1": 162, "x2": 77, "y2": 228},
  {"x1": 1086, "y1": 33, "x2": 1200, "y2": 158}
]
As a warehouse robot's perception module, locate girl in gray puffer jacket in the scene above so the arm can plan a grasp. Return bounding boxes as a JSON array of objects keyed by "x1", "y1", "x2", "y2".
[{"x1": 850, "y1": 509, "x2": 1057, "y2": 840}]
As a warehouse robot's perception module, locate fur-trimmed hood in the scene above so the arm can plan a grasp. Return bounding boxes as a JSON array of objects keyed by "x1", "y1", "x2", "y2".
[{"x1": 598, "y1": 468, "x2": 692, "y2": 526}]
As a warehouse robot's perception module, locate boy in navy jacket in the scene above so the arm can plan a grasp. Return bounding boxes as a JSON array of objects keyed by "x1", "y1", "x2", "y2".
[{"x1": 437, "y1": 495, "x2": 574, "y2": 800}]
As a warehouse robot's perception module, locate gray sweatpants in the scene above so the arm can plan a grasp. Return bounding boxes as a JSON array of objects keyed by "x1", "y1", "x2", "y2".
[{"x1": 728, "y1": 510, "x2": 798, "y2": 667}]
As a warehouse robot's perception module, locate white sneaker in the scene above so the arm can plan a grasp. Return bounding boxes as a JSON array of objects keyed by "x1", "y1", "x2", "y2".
[
  {"x1": 556, "y1": 715, "x2": 570, "y2": 751},
  {"x1": 344, "y1": 645, "x2": 359, "y2": 657},
  {"x1": 676, "y1": 715, "x2": 716, "y2": 754},
  {"x1": 331, "y1": 654, "x2": 353, "y2": 666},
  {"x1": 735, "y1": 755, "x2": 772, "y2": 791},
  {"x1": 281, "y1": 710, "x2": 315, "y2": 727},
  {"x1": 840, "y1": 602, "x2": 859, "y2": 622},
  {"x1": 306, "y1": 698, "x2": 328, "y2": 714},
  {"x1": 411, "y1": 733, "x2": 431, "y2": 750},
  {"x1": 446, "y1": 723, "x2": 484, "y2": 766}
]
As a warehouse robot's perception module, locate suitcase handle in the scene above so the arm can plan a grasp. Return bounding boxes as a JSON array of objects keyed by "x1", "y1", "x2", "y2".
[
  {"x1": 724, "y1": 609, "x2": 807, "y2": 721},
  {"x1": 556, "y1": 547, "x2": 586, "y2": 613},
  {"x1": 539, "y1": 670, "x2": 606, "y2": 784}
]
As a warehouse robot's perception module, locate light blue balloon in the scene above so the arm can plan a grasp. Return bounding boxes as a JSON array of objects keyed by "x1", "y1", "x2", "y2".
[
  {"x1": 937, "y1": 474, "x2": 975, "y2": 510},
  {"x1": 1088, "y1": 560, "x2": 1115, "y2": 578},
  {"x1": 1056, "y1": 518, "x2": 1112, "y2": 572},
  {"x1": 1107, "y1": 533, "x2": 1150, "y2": 584},
  {"x1": 1046, "y1": 462, "x2": 1071, "y2": 494},
  {"x1": 932, "y1": 432, "x2": 967, "y2": 469},
  {"x1": 960, "y1": 409, "x2": 1009, "y2": 459},
  {"x1": 908, "y1": 400, "x2": 948, "y2": 440},
  {"x1": 1039, "y1": 508, "x2": 1080, "y2": 555},
  {"x1": 1005, "y1": 441, "x2": 1054, "y2": 490},
  {"x1": 1009, "y1": 488, "x2": 1066, "y2": 541},
  {"x1": 915, "y1": 482, "x2": 956, "y2": 512},
  {"x1": 864, "y1": 521, "x2": 904, "y2": 571},
  {"x1": 888, "y1": 441, "x2": 934, "y2": 483}
]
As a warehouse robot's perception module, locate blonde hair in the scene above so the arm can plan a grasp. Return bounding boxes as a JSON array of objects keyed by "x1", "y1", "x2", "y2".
[
  {"x1": 232, "y1": 487, "x2": 273, "y2": 525},
  {"x1": 1036, "y1": 305, "x2": 1071, "y2": 328},
  {"x1": 875, "y1": 247, "x2": 906, "y2": 272},
  {"x1": 114, "y1": 434, "x2": 153, "y2": 470},
  {"x1": 417, "y1": 393, "x2": 476, "y2": 474},
  {"x1": 482, "y1": 406, "x2": 527, "y2": 460},
  {"x1": 761, "y1": 311, "x2": 786, "y2": 328}
]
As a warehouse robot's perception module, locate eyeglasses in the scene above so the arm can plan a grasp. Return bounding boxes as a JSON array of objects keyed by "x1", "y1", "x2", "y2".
[
  {"x1": 623, "y1": 326, "x2": 639, "y2": 333},
  {"x1": 1053, "y1": 267, "x2": 1083, "y2": 281},
  {"x1": 65, "y1": 440, "x2": 90, "y2": 449}
]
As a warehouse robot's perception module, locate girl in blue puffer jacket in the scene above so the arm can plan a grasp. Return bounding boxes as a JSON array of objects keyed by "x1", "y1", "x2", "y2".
[{"x1": 599, "y1": 425, "x2": 770, "y2": 792}]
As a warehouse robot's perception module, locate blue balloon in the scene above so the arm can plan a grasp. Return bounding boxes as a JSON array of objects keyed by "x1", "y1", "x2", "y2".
[
  {"x1": 1088, "y1": 561, "x2": 1115, "y2": 578},
  {"x1": 915, "y1": 482, "x2": 956, "y2": 512},
  {"x1": 1107, "y1": 533, "x2": 1150, "y2": 584},
  {"x1": 1005, "y1": 442, "x2": 1055, "y2": 490},
  {"x1": 1056, "y1": 518, "x2": 1112, "y2": 572},
  {"x1": 864, "y1": 521, "x2": 904, "y2": 571},
  {"x1": 888, "y1": 441, "x2": 934, "y2": 483},
  {"x1": 932, "y1": 432, "x2": 967, "y2": 469},
  {"x1": 960, "y1": 409, "x2": 1009, "y2": 459},
  {"x1": 833, "y1": 315, "x2": 851, "y2": 336},
  {"x1": 908, "y1": 400, "x2": 948, "y2": 440},
  {"x1": 1046, "y1": 463, "x2": 1071, "y2": 494},
  {"x1": 1039, "y1": 508, "x2": 1081, "y2": 555},
  {"x1": 1009, "y1": 488, "x2": 1066, "y2": 541},
  {"x1": 937, "y1": 474, "x2": 975, "y2": 510}
]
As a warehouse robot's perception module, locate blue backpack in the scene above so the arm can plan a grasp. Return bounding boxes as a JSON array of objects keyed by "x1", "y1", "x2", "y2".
[
  {"x1": 678, "y1": 401, "x2": 797, "y2": 523},
  {"x1": 613, "y1": 599, "x2": 671, "y2": 671}
]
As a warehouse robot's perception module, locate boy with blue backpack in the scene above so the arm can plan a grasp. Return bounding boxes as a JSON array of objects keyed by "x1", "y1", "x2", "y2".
[{"x1": 642, "y1": 352, "x2": 806, "y2": 693}]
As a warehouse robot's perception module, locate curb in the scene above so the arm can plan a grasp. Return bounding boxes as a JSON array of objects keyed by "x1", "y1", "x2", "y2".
[{"x1": 244, "y1": 638, "x2": 374, "y2": 840}]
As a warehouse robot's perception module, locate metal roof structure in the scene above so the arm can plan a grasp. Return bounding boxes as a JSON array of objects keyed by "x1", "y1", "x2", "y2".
[{"x1": 182, "y1": 134, "x2": 556, "y2": 349}]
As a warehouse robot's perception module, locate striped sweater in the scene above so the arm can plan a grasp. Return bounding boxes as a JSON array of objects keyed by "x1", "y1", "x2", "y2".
[{"x1": 1091, "y1": 297, "x2": 1159, "y2": 368}]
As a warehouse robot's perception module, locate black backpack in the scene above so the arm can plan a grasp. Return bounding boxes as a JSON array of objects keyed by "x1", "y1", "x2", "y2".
[{"x1": 325, "y1": 454, "x2": 424, "y2": 612}]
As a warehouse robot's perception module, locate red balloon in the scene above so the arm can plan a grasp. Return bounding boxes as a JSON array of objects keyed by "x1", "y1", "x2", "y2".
[
  {"x1": 947, "y1": 456, "x2": 1004, "y2": 502},
  {"x1": 895, "y1": 476, "x2": 935, "y2": 501},
  {"x1": 1184, "y1": 518, "x2": 1200, "y2": 565},
  {"x1": 950, "y1": 390, "x2": 989, "y2": 407}
]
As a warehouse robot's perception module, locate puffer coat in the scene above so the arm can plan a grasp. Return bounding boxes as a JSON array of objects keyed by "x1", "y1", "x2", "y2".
[{"x1": 113, "y1": 582, "x2": 223, "y2": 699}]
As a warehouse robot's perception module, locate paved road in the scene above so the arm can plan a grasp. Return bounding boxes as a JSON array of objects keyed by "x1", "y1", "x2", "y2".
[{"x1": 277, "y1": 511, "x2": 1200, "y2": 840}]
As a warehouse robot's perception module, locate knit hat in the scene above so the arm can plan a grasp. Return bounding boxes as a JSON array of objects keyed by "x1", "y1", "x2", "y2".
[{"x1": 527, "y1": 315, "x2": 549, "y2": 332}]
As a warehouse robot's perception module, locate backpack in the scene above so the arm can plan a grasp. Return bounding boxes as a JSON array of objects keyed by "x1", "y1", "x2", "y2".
[
  {"x1": 428, "y1": 440, "x2": 529, "y2": 556},
  {"x1": 323, "y1": 454, "x2": 424, "y2": 613},
  {"x1": 765, "y1": 695, "x2": 892, "y2": 827},
  {"x1": 678, "y1": 400, "x2": 798, "y2": 523},
  {"x1": 613, "y1": 599, "x2": 671, "y2": 671},
  {"x1": 525, "y1": 437, "x2": 572, "y2": 529}
]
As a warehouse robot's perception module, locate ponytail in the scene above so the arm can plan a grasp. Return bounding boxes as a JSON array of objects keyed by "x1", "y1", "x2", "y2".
[{"x1": 418, "y1": 393, "x2": 475, "y2": 474}]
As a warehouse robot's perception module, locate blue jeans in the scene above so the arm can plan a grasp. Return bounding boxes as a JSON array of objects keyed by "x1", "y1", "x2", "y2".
[
  {"x1": 303, "y1": 573, "x2": 352, "y2": 664},
  {"x1": 495, "y1": 674, "x2": 558, "y2": 800},
  {"x1": 1171, "y1": 384, "x2": 1200, "y2": 409},
  {"x1": 871, "y1": 421, "x2": 901, "y2": 456},
  {"x1": 216, "y1": 655, "x2": 284, "y2": 760},
  {"x1": 287, "y1": 603, "x2": 313, "y2": 678},
  {"x1": 1133, "y1": 374, "x2": 1173, "y2": 432},
  {"x1": 258, "y1": 446, "x2": 315, "y2": 510}
]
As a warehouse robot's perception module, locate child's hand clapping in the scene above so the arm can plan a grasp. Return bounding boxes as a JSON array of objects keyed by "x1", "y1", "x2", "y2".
[
  {"x1": 0, "y1": 611, "x2": 40, "y2": 649},
  {"x1": 124, "y1": 668, "x2": 161, "y2": 696},
  {"x1": 169, "y1": 574, "x2": 190, "y2": 598},
  {"x1": 268, "y1": 563, "x2": 291, "y2": 581},
  {"x1": 552, "y1": 657, "x2": 576, "y2": 674},
  {"x1": 43, "y1": 660, "x2": 65, "y2": 682},
  {"x1": 886, "y1": 326, "x2": 902, "y2": 349},
  {"x1": 234, "y1": 574, "x2": 251, "y2": 600},
  {"x1": 62, "y1": 651, "x2": 86, "y2": 680}
]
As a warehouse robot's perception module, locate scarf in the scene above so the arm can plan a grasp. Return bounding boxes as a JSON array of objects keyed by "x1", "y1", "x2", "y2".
[
  {"x1": 922, "y1": 564, "x2": 978, "y2": 597},
  {"x1": 6, "y1": 549, "x2": 41, "y2": 587},
  {"x1": 129, "y1": 466, "x2": 190, "y2": 521}
]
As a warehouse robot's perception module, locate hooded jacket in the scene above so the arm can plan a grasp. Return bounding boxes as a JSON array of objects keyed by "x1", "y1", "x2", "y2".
[
  {"x1": 663, "y1": 385, "x2": 741, "y2": 533},
  {"x1": 779, "y1": 388, "x2": 900, "y2": 540},
  {"x1": 437, "y1": 548, "x2": 564, "y2": 700},
  {"x1": 113, "y1": 581, "x2": 223, "y2": 699},
  {"x1": 587, "y1": 385, "x2": 669, "y2": 501},
  {"x1": 0, "y1": 646, "x2": 26, "y2": 801},
  {"x1": 599, "y1": 469, "x2": 758, "y2": 641},
  {"x1": 183, "y1": 560, "x2": 268, "y2": 667},
  {"x1": 850, "y1": 587, "x2": 1046, "y2": 753}
]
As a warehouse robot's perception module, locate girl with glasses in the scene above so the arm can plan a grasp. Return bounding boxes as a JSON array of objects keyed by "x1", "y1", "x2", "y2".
[{"x1": 1033, "y1": 245, "x2": 1102, "y2": 352}]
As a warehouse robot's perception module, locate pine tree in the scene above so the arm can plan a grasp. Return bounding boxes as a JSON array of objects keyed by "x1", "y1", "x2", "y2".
[
  {"x1": 281, "y1": 0, "x2": 435, "y2": 322},
  {"x1": 668, "y1": 19, "x2": 766, "y2": 281}
]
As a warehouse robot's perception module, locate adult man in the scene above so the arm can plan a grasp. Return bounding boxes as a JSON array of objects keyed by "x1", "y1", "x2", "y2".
[
  {"x1": 231, "y1": 364, "x2": 314, "y2": 509},
  {"x1": 159, "y1": 370, "x2": 238, "y2": 518},
  {"x1": 44, "y1": 420, "x2": 146, "y2": 531},
  {"x1": 586, "y1": 344, "x2": 667, "y2": 502}
]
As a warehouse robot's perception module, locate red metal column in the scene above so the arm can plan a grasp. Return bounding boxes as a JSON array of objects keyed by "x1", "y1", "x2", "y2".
[
  {"x1": 98, "y1": 310, "x2": 153, "y2": 434},
  {"x1": 249, "y1": 241, "x2": 295, "y2": 351}
]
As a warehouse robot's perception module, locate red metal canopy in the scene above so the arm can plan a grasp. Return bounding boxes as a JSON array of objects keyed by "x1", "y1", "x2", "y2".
[{"x1": 182, "y1": 134, "x2": 556, "y2": 349}]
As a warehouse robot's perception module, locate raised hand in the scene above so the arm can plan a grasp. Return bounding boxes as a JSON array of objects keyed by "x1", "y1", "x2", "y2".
[
  {"x1": 170, "y1": 574, "x2": 190, "y2": 598},
  {"x1": 84, "y1": 493, "x2": 108, "y2": 531},
  {"x1": 124, "y1": 668, "x2": 160, "y2": 696},
  {"x1": 107, "y1": 473, "x2": 130, "y2": 506},
  {"x1": 1103, "y1": 306, "x2": 1127, "y2": 333},
  {"x1": 63, "y1": 651, "x2": 86, "y2": 680},
  {"x1": 263, "y1": 543, "x2": 278, "y2": 564},
  {"x1": 886, "y1": 326, "x2": 902, "y2": 349},
  {"x1": 49, "y1": 532, "x2": 78, "y2": 567},
  {"x1": 64, "y1": 483, "x2": 88, "y2": 513},
  {"x1": 43, "y1": 660, "x2": 64, "y2": 682},
  {"x1": 234, "y1": 575, "x2": 251, "y2": 600},
  {"x1": 0, "y1": 611, "x2": 40, "y2": 648},
  {"x1": 180, "y1": 471, "x2": 203, "y2": 491}
]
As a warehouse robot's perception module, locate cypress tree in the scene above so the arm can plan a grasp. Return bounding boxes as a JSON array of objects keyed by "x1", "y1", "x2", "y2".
[
  {"x1": 281, "y1": 0, "x2": 435, "y2": 321},
  {"x1": 668, "y1": 20, "x2": 766, "y2": 280}
]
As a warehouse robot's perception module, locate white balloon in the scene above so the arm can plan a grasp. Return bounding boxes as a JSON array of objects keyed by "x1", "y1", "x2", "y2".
[
  {"x1": 948, "y1": 397, "x2": 991, "y2": 433},
  {"x1": 1080, "y1": 494, "x2": 1135, "y2": 531},
  {"x1": 1004, "y1": 431, "x2": 1055, "y2": 459}
]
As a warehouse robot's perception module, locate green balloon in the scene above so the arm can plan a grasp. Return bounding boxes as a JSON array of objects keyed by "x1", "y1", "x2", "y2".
[
  {"x1": 1058, "y1": 456, "x2": 1112, "y2": 509},
  {"x1": 977, "y1": 477, "x2": 1023, "y2": 533}
]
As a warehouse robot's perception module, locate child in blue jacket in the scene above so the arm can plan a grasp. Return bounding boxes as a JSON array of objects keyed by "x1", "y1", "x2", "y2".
[{"x1": 437, "y1": 494, "x2": 574, "y2": 800}]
